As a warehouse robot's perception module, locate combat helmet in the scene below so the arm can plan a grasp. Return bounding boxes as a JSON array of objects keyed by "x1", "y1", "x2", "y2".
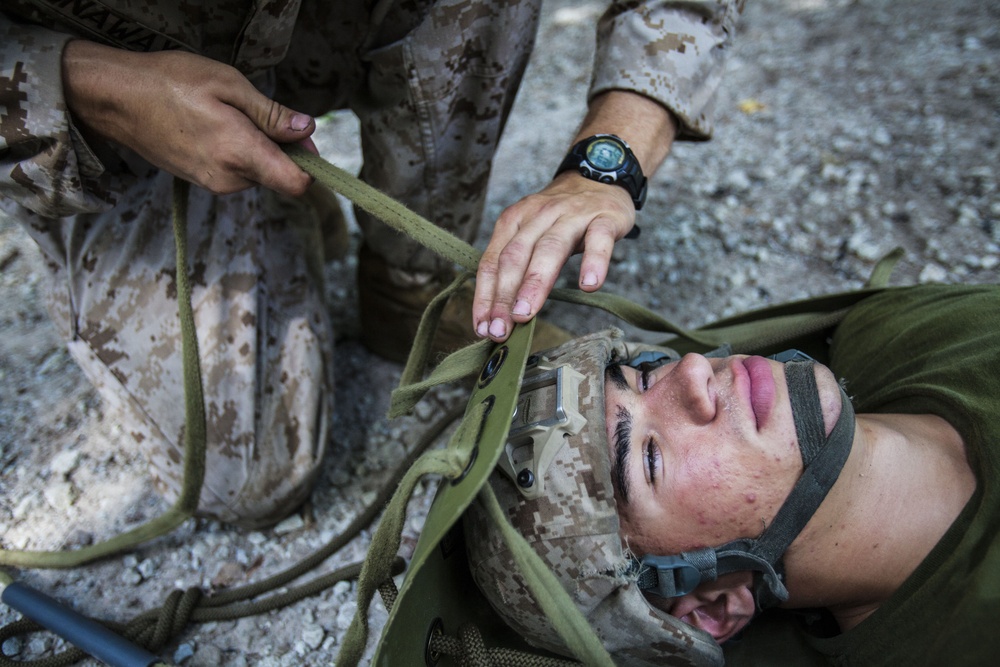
[{"x1": 461, "y1": 327, "x2": 856, "y2": 666}]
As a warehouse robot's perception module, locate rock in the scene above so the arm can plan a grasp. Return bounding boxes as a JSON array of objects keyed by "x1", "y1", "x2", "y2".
[
  {"x1": 173, "y1": 642, "x2": 196, "y2": 664},
  {"x1": 301, "y1": 624, "x2": 326, "y2": 650},
  {"x1": 919, "y1": 263, "x2": 949, "y2": 283},
  {"x1": 27, "y1": 636, "x2": 52, "y2": 655},
  {"x1": 42, "y1": 481, "x2": 76, "y2": 511},
  {"x1": 212, "y1": 562, "x2": 246, "y2": 589},
  {"x1": 49, "y1": 449, "x2": 81, "y2": 477},
  {"x1": 2, "y1": 637, "x2": 22, "y2": 656},
  {"x1": 137, "y1": 558, "x2": 156, "y2": 579},
  {"x1": 273, "y1": 514, "x2": 305, "y2": 536},
  {"x1": 120, "y1": 569, "x2": 143, "y2": 586},
  {"x1": 192, "y1": 644, "x2": 223, "y2": 666},
  {"x1": 724, "y1": 169, "x2": 752, "y2": 193},
  {"x1": 335, "y1": 601, "x2": 358, "y2": 630}
]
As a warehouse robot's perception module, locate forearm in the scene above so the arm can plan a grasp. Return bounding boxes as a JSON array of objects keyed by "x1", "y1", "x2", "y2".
[{"x1": 571, "y1": 90, "x2": 679, "y2": 182}]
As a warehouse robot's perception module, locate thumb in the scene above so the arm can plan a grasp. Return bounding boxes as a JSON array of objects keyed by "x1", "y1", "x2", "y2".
[{"x1": 233, "y1": 83, "x2": 315, "y2": 144}]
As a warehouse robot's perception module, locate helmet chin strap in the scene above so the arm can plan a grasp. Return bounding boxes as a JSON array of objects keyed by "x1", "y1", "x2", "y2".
[{"x1": 635, "y1": 358, "x2": 856, "y2": 610}]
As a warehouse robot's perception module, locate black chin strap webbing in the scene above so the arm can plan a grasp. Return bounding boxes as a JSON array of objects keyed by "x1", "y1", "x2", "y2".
[{"x1": 637, "y1": 361, "x2": 856, "y2": 607}]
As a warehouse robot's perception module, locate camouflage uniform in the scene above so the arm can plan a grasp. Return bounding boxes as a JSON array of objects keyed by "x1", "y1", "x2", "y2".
[{"x1": 0, "y1": 0, "x2": 743, "y2": 524}]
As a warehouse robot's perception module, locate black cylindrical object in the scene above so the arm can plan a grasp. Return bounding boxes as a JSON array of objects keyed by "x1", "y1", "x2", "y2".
[{"x1": 1, "y1": 582, "x2": 161, "y2": 667}]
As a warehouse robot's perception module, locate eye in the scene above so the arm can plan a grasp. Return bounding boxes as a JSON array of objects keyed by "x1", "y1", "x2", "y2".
[
  {"x1": 639, "y1": 367, "x2": 651, "y2": 392},
  {"x1": 645, "y1": 437, "x2": 658, "y2": 485},
  {"x1": 637, "y1": 362, "x2": 659, "y2": 392}
]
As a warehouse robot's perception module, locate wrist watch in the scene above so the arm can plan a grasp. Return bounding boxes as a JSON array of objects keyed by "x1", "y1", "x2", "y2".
[{"x1": 555, "y1": 134, "x2": 648, "y2": 210}]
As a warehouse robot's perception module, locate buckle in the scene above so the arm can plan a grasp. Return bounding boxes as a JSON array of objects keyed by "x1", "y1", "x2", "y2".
[
  {"x1": 497, "y1": 361, "x2": 586, "y2": 499},
  {"x1": 637, "y1": 555, "x2": 703, "y2": 598}
]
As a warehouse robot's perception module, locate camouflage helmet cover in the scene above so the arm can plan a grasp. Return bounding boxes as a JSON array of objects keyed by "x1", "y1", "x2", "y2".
[{"x1": 463, "y1": 329, "x2": 724, "y2": 667}]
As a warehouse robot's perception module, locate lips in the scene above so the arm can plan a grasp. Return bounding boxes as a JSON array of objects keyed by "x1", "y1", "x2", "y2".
[{"x1": 743, "y1": 356, "x2": 776, "y2": 430}]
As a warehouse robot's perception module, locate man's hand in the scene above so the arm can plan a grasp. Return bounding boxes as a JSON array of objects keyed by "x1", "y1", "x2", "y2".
[
  {"x1": 62, "y1": 40, "x2": 315, "y2": 196},
  {"x1": 472, "y1": 173, "x2": 636, "y2": 341},
  {"x1": 472, "y1": 91, "x2": 677, "y2": 342}
]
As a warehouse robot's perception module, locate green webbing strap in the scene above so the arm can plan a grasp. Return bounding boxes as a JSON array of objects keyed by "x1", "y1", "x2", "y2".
[
  {"x1": 390, "y1": 338, "x2": 493, "y2": 417},
  {"x1": 395, "y1": 270, "x2": 489, "y2": 395},
  {"x1": 478, "y1": 485, "x2": 615, "y2": 667},
  {"x1": 285, "y1": 146, "x2": 482, "y2": 272},
  {"x1": 337, "y1": 401, "x2": 489, "y2": 667},
  {"x1": 865, "y1": 246, "x2": 903, "y2": 288},
  {"x1": 0, "y1": 179, "x2": 205, "y2": 569}
]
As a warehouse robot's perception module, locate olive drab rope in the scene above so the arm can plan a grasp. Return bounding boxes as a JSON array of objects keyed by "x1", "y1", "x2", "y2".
[
  {"x1": 375, "y1": 578, "x2": 581, "y2": 667},
  {"x1": 1, "y1": 142, "x2": 905, "y2": 666}
]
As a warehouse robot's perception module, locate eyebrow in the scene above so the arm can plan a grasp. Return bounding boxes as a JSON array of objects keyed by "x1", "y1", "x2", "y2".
[
  {"x1": 605, "y1": 363, "x2": 633, "y2": 505},
  {"x1": 612, "y1": 404, "x2": 633, "y2": 505}
]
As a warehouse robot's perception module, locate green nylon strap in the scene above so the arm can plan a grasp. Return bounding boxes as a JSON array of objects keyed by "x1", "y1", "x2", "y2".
[
  {"x1": 390, "y1": 337, "x2": 493, "y2": 418},
  {"x1": 336, "y1": 400, "x2": 489, "y2": 667},
  {"x1": 478, "y1": 484, "x2": 615, "y2": 667},
  {"x1": 395, "y1": 270, "x2": 485, "y2": 394},
  {"x1": 285, "y1": 145, "x2": 482, "y2": 273},
  {"x1": 0, "y1": 179, "x2": 205, "y2": 569}
]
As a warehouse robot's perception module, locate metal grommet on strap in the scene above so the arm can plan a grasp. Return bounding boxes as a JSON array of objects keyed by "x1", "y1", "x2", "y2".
[
  {"x1": 425, "y1": 617, "x2": 444, "y2": 666},
  {"x1": 451, "y1": 444, "x2": 479, "y2": 487},
  {"x1": 478, "y1": 346, "x2": 508, "y2": 388}
]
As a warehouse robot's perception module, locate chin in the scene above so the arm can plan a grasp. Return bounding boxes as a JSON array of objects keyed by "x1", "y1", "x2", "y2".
[{"x1": 814, "y1": 364, "x2": 845, "y2": 437}]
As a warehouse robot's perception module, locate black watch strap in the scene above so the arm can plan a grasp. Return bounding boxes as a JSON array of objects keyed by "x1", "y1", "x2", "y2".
[{"x1": 555, "y1": 134, "x2": 648, "y2": 210}]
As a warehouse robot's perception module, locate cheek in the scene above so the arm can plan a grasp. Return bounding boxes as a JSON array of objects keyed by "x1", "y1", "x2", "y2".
[
  {"x1": 672, "y1": 453, "x2": 790, "y2": 545},
  {"x1": 669, "y1": 458, "x2": 745, "y2": 542}
]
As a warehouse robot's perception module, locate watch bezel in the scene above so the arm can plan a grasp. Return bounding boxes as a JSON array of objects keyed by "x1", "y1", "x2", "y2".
[{"x1": 556, "y1": 134, "x2": 648, "y2": 210}]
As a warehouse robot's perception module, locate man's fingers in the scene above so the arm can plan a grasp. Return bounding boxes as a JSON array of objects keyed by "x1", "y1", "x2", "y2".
[
  {"x1": 242, "y1": 135, "x2": 313, "y2": 196},
  {"x1": 474, "y1": 204, "x2": 553, "y2": 341},
  {"x1": 216, "y1": 80, "x2": 314, "y2": 195},
  {"x1": 577, "y1": 220, "x2": 618, "y2": 292},
  {"x1": 503, "y1": 228, "x2": 578, "y2": 322}
]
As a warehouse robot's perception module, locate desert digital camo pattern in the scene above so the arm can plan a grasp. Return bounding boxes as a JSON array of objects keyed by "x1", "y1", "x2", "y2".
[
  {"x1": 0, "y1": 1, "x2": 739, "y2": 522},
  {"x1": 464, "y1": 330, "x2": 725, "y2": 666},
  {"x1": 592, "y1": 1, "x2": 745, "y2": 141},
  {"x1": 13, "y1": 170, "x2": 334, "y2": 525}
]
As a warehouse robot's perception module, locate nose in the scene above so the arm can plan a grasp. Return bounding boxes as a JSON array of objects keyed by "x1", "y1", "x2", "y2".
[{"x1": 666, "y1": 353, "x2": 716, "y2": 424}]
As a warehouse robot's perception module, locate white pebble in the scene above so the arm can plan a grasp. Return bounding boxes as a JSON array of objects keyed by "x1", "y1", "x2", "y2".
[
  {"x1": 919, "y1": 263, "x2": 948, "y2": 283},
  {"x1": 174, "y1": 643, "x2": 196, "y2": 664},
  {"x1": 336, "y1": 601, "x2": 358, "y2": 630},
  {"x1": 43, "y1": 482, "x2": 76, "y2": 512},
  {"x1": 49, "y1": 450, "x2": 81, "y2": 477},
  {"x1": 302, "y1": 625, "x2": 326, "y2": 651},
  {"x1": 273, "y1": 514, "x2": 305, "y2": 536}
]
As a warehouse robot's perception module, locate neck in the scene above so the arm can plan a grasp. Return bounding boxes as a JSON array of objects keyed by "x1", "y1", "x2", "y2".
[{"x1": 781, "y1": 412, "x2": 974, "y2": 631}]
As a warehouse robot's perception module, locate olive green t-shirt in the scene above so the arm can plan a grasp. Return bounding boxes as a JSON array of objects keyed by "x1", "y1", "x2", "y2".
[{"x1": 724, "y1": 284, "x2": 1000, "y2": 666}]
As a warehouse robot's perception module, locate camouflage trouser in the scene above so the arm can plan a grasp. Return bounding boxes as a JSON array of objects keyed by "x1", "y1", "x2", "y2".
[
  {"x1": 18, "y1": 0, "x2": 542, "y2": 525},
  {"x1": 278, "y1": 0, "x2": 541, "y2": 276}
]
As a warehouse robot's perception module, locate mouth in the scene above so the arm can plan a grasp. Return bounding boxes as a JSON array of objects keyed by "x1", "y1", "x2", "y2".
[{"x1": 742, "y1": 356, "x2": 776, "y2": 430}]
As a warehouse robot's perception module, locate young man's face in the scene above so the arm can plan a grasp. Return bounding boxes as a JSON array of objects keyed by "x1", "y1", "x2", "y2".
[{"x1": 603, "y1": 353, "x2": 844, "y2": 557}]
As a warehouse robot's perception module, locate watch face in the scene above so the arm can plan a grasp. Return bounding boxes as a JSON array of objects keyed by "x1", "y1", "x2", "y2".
[{"x1": 585, "y1": 138, "x2": 626, "y2": 171}]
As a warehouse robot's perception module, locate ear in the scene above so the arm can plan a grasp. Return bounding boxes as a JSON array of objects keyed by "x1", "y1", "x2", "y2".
[{"x1": 667, "y1": 572, "x2": 756, "y2": 644}]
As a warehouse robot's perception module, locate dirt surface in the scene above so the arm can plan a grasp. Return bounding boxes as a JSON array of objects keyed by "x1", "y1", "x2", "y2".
[{"x1": 1, "y1": 0, "x2": 998, "y2": 664}]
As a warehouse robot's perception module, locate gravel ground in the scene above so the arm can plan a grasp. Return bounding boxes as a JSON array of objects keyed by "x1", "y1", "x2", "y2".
[{"x1": 1, "y1": 0, "x2": 997, "y2": 665}]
